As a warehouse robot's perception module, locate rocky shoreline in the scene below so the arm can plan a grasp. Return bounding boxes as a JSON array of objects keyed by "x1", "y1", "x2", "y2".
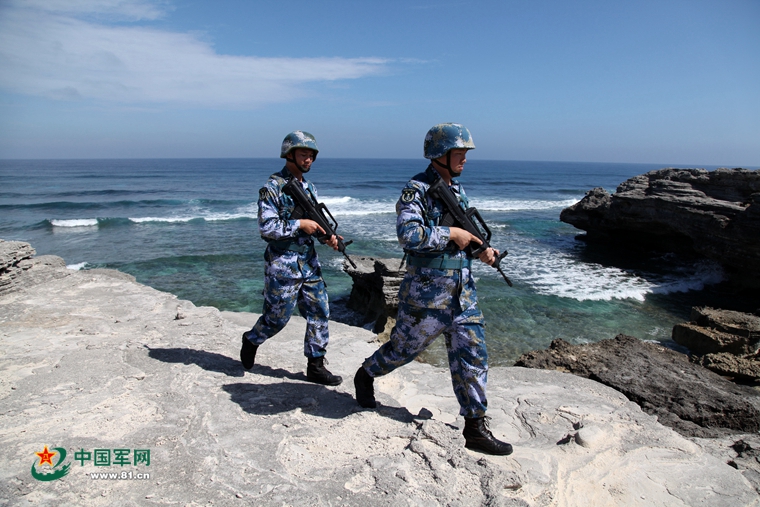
[
  {"x1": 514, "y1": 334, "x2": 759, "y2": 438},
  {"x1": 2, "y1": 239, "x2": 760, "y2": 505},
  {"x1": 343, "y1": 257, "x2": 760, "y2": 464},
  {"x1": 343, "y1": 256, "x2": 760, "y2": 379},
  {"x1": 559, "y1": 167, "x2": 760, "y2": 287},
  {"x1": 336, "y1": 164, "x2": 760, "y2": 503}
]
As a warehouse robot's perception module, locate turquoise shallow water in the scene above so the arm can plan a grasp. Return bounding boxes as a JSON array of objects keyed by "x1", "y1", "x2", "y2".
[{"x1": 2, "y1": 158, "x2": 753, "y2": 366}]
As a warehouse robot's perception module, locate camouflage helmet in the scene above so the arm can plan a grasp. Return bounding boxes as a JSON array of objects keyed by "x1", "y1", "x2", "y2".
[
  {"x1": 423, "y1": 123, "x2": 475, "y2": 159},
  {"x1": 280, "y1": 131, "x2": 319, "y2": 159}
]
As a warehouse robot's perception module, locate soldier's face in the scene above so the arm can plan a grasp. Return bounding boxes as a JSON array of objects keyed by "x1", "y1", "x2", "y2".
[
  {"x1": 293, "y1": 149, "x2": 315, "y2": 171},
  {"x1": 447, "y1": 149, "x2": 468, "y2": 175}
]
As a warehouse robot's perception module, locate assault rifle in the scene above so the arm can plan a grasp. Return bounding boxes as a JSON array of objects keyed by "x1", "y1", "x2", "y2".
[
  {"x1": 427, "y1": 177, "x2": 513, "y2": 286},
  {"x1": 282, "y1": 177, "x2": 357, "y2": 269}
]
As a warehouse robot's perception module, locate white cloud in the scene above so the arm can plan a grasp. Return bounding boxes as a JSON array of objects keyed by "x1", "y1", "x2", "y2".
[
  {"x1": 0, "y1": 1, "x2": 389, "y2": 108},
  {"x1": 9, "y1": 0, "x2": 169, "y2": 20}
]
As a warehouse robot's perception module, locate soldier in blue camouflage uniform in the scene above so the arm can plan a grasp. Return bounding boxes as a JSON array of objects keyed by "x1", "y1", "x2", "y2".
[
  {"x1": 240, "y1": 131, "x2": 342, "y2": 386},
  {"x1": 354, "y1": 124, "x2": 513, "y2": 455}
]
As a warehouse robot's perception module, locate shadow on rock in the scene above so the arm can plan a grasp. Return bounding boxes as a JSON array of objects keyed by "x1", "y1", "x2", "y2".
[
  {"x1": 248, "y1": 364, "x2": 309, "y2": 382},
  {"x1": 146, "y1": 347, "x2": 244, "y2": 377},
  {"x1": 223, "y1": 381, "x2": 418, "y2": 423}
]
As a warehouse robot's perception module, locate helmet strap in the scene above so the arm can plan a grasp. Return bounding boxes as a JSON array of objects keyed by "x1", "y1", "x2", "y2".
[
  {"x1": 432, "y1": 152, "x2": 459, "y2": 178},
  {"x1": 285, "y1": 154, "x2": 311, "y2": 173}
]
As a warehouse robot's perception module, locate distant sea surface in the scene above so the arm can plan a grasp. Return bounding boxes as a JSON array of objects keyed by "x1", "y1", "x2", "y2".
[{"x1": 0, "y1": 158, "x2": 741, "y2": 366}]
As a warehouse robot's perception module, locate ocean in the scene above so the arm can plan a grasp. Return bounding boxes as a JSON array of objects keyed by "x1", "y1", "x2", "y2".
[{"x1": 0, "y1": 158, "x2": 744, "y2": 366}]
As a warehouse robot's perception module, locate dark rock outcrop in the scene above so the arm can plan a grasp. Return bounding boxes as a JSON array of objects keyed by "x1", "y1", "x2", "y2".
[
  {"x1": 343, "y1": 257, "x2": 404, "y2": 333},
  {"x1": 673, "y1": 306, "x2": 760, "y2": 356},
  {"x1": 560, "y1": 168, "x2": 760, "y2": 286},
  {"x1": 515, "y1": 334, "x2": 760, "y2": 438},
  {"x1": 694, "y1": 353, "x2": 760, "y2": 385},
  {"x1": 672, "y1": 306, "x2": 760, "y2": 383}
]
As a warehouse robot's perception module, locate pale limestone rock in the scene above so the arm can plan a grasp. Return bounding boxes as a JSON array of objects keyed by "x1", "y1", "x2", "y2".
[{"x1": 1, "y1": 246, "x2": 758, "y2": 505}]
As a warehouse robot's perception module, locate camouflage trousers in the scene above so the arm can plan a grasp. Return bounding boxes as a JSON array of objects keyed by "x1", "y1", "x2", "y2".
[
  {"x1": 247, "y1": 274, "x2": 330, "y2": 358},
  {"x1": 362, "y1": 302, "x2": 488, "y2": 418}
]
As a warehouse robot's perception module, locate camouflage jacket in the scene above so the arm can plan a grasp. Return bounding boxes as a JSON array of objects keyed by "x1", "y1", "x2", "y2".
[
  {"x1": 258, "y1": 167, "x2": 317, "y2": 246},
  {"x1": 257, "y1": 167, "x2": 321, "y2": 279},
  {"x1": 396, "y1": 165, "x2": 479, "y2": 311}
]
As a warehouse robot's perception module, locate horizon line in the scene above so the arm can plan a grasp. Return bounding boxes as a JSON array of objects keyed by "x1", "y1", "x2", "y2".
[{"x1": 0, "y1": 157, "x2": 754, "y2": 169}]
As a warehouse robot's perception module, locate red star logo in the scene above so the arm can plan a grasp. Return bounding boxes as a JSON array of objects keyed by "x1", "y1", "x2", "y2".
[{"x1": 36, "y1": 446, "x2": 56, "y2": 467}]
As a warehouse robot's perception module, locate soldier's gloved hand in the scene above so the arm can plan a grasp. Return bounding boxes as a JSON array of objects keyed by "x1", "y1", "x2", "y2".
[
  {"x1": 299, "y1": 219, "x2": 326, "y2": 236},
  {"x1": 449, "y1": 227, "x2": 482, "y2": 251},
  {"x1": 478, "y1": 247, "x2": 497, "y2": 266}
]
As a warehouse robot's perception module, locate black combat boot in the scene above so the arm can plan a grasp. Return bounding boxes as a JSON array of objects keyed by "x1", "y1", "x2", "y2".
[
  {"x1": 353, "y1": 367, "x2": 377, "y2": 408},
  {"x1": 463, "y1": 417, "x2": 513, "y2": 455},
  {"x1": 306, "y1": 356, "x2": 343, "y2": 386},
  {"x1": 240, "y1": 333, "x2": 258, "y2": 370}
]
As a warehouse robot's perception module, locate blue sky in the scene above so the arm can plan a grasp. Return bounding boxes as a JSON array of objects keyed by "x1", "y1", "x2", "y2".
[{"x1": 0, "y1": 0, "x2": 758, "y2": 165}]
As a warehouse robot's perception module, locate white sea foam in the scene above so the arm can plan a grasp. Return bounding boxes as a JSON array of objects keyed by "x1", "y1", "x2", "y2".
[
  {"x1": 130, "y1": 216, "x2": 196, "y2": 223},
  {"x1": 484, "y1": 247, "x2": 725, "y2": 302},
  {"x1": 110, "y1": 187, "x2": 578, "y2": 230},
  {"x1": 204, "y1": 212, "x2": 257, "y2": 222},
  {"x1": 328, "y1": 196, "x2": 580, "y2": 215},
  {"x1": 320, "y1": 196, "x2": 353, "y2": 206},
  {"x1": 647, "y1": 260, "x2": 725, "y2": 294},
  {"x1": 50, "y1": 219, "x2": 99, "y2": 227},
  {"x1": 327, "y1": 198, "x2": 395, "y2": 216},
  {"x1": 129, "y1": 211, "x2": 257, "y2": 223},
  {"x1": 324, "y1": 257, "x2": 349, "y2": 271},
  {"x1": 121, "y1": 196, "x2": 579, "y2": 224},
  {"x1": 517, "y1": 253, "x2": 655, "y2": 301},
  {"x1": 469, "y1": 198, "x2": 580, "y2": 212},
  {"x1": 67, "y1": 262, "x2": 88, "y2": 270}
]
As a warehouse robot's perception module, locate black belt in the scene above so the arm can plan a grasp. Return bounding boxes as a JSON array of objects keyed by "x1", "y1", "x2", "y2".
[
  {"x1": 406, "y1": 255, "x2": 471, "y2": 270},
  {"x1": 269, "y1": 240, "x2": 313, "y2": 253}
]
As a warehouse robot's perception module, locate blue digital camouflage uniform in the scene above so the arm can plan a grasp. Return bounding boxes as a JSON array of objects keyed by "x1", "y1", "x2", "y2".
[
  {"x1": 362, "y1": 165, "x2": 489, "y2": 418},
  {"x1": 245, "y1": 167, "x2": 330, "y2": 358}
]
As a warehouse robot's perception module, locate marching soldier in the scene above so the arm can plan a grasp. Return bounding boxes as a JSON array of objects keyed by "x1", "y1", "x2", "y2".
[
  {"x1": 354, "y1": 123, "x2": 513, "y2": 455},
  {"x1": 240, "y1": 131, "x2": 342, "y2": 386}
]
